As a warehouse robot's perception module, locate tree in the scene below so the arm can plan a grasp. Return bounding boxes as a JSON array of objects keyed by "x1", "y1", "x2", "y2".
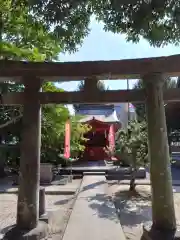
[
  {"x1": 0, "y1": 82, "x2": 23, "y2": 176},
  {"x1": 1, "y1": 0, "x2": 93, "y2": 60},
  {"x1": 41, "y1": 82, "x2": 91, "y2": 165},
  {"x1": 91, "y1": 1, "x2": 180, "y2": 47},
  {"x1": 28, "y1": 1, "x2": 180, "y2": 48},
  {"x1": 74, "y1": 80, "x2": 108, "y2": 110},
  {"x1": 70, "y1": 115, "x2": 91, "y2": 159},
  {"x1": 133, "y1": 77, "x2": 177, "y2": 121},
  {"x1": 166, "y1": 77, "x2": 180, "y2": 133},
  {"x1": 41, "y1": 83, "x2": 69, "y2": 165},
  {"x1": 0, "y1": 0, "x2": 93, "y2": 176},
  {"x1": 115, "y1": 120, "x2": 148, "y2": 191},
  {"x1": 0, "y1": 2, "x2": 95, "y2": 232},
  {"x1": 0, "y1": 82, "x2": 90, "y2": 168},
  {"x1": 3, "y1": 1, "x2": 180, "y2": 58},
  {"x1": 1, "y1": 1, "x2": 60, "y2": 60},
  {"x1": 77, "y1": 80, "x2": 108, "y2": 91}
]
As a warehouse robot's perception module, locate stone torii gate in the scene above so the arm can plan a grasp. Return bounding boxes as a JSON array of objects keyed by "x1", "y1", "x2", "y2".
[{"x1": 1, "y1": 54, "x2": 180, "y2": 239}]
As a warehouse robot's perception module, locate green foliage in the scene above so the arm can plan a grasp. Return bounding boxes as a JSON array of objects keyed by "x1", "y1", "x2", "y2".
[
  {"x1": 74, "y1": 80, "x2": 108, "y2": 110},
  {"x1": 0, "y1": 82, "x2": 23, "y2": 140},
  {"x1": 91, "y1": 1, "x2": 180, "y2": 47},
  {"x1": 1, "y1": 0, "x2": 93, "y2": 60},
  {"x1": 70, "y1": 117, "x2": 91, "y2": 158},
  {"x1": 41, "y1": 83, "x2": 91, "y2": 164},
  {"x1": 0, "y1": 0, "x2": 93, "y2": 167},
  {"x1": 2, "y1": 0, "x2": 180, "y2": 60},
  {"x1": 1, "y1": 0, "x2": 60, "y2": 60},
  {"x1": 133, "y1": 77, "x2": 177, "y2": 121},
  {"x1": 0, "y1": 82, "x2": 90, "y2": 167},
  {"x1": 77, "y1": 80, "x2": 107, "y2": 91},
  {"x1": 115, "y1": 120, "x2": 148, "y2": 168},
  {"x1": 29, "y1": 0, "x2": 92, "y2": 52},
  {"x1": 133, "y1": 80, "x2": 146, "y2": 122},
  {"x1": 165, "y1": 77, "x2": 180, "y2": 132},
  {"x1": 115, "y1": 120, "x2": 148, "y2": 190}
]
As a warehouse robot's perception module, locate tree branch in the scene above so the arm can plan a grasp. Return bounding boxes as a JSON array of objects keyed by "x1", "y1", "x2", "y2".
[{"x1": 0, "y1": 114, "x2": 22, "y2": 129}]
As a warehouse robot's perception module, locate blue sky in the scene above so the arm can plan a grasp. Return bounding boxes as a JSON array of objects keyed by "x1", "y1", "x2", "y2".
[{"x1": 58, "y1": 18, "x2": 180, "y2": 113}]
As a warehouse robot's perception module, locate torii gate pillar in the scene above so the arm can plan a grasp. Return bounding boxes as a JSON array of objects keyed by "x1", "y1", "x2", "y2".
[
  {"x1": 143, "y1": 73, "x2": 176, "y2": 238},
  {"x1": 17, "y1": 78, "x2": 41, "y2": 229}
]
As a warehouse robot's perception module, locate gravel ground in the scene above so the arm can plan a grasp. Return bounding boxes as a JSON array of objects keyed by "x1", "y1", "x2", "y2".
[
  {"x1": 0, "y1": 179, "x2": 81, "y2": 240},
  {"x1": 108, "y1": 183, "x2": 180, "y2": 240}
]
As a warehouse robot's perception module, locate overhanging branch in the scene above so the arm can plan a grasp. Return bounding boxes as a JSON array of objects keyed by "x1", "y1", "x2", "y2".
[{"x1": 0, "y1": 114, "x2": 22, "y2": 129}]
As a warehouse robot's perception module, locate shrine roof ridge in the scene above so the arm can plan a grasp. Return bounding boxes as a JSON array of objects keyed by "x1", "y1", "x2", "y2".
[
  {"x1": 0, "y1": 54, "x2": 180, "y2": 81},
  {"x1": 75, "y1": 103, "x2": 115, "y2": 110}
]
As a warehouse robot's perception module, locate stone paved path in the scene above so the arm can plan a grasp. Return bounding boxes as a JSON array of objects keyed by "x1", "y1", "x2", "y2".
[{"x1": 62, "y1": 175, "x2": 126, "y2": 240}]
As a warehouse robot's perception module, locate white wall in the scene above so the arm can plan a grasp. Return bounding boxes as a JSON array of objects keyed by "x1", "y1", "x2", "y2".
[{"x1": 114, "y1": 103, "x2": 136, "y2": 128}]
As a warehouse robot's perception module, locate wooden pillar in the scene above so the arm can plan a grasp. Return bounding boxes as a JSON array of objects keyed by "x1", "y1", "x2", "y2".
[
  {"x1": 84, "y1": 76, "x2": 98, "y2": 93},
  {"x1": 143, "y1": 73, "x2": 176, "y2": 230},
  {"x1": 17, "y1": 78, "x2": 41, "y2": 229}
]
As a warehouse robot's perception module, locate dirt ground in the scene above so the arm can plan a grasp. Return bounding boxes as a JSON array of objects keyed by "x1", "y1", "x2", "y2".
[
  {"x1": 108, "y1": 182, "x2": 180, "y2": 240},
  {"x1": 0, "y1": 179, "x2": 81, "y2": 240}
]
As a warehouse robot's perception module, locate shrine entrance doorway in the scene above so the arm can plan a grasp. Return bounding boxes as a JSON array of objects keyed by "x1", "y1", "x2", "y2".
[{"x1": 82, "y1": 119, "x2": 116, "y2": 161}]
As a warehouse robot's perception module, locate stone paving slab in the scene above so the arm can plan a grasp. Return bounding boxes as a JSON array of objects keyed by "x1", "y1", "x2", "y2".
[
  {"x1": 117, "y1": 179, "x2": 180, "y2": 186},
  {"x1": 62, "y1": 175, "x2": 126, "y2": 240},
  {"x1": 0, "y1": 187, "x2": 77, "y2": 195},
  {"x1": 0, "y1": 179, "x2": 80, "y2": 195}
]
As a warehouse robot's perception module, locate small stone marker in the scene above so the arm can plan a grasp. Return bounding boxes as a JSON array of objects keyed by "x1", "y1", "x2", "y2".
[{"x1": 39, "y1": 187, "x2": 48, "y2": 224}]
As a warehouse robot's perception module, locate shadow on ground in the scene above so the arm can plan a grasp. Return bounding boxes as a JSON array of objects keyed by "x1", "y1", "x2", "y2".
[
  {"x1": 54, "y1": 196, "x2": 74, "y2": 206},
  {"x1": 114, "y1": 190, "x2": 152, "y2": 228},
  {"x1": 55, "y1": 180, "x2": 106, "y2": 206},
  {"x1": 87, "y1": 193, "x2": 119, "y2": 223},
  {"x1": 86, "y1": 189, "x2": 152, "y2": 228},
  {"x1": 0, "y1": 176, "x2": 17, "y2": 193},
  {"x1": 81, "y1": 180, "x2": 106, "y2": 192}
]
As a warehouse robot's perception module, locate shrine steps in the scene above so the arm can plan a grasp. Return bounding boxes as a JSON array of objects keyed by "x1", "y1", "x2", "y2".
[
  {"x1": 83, "y1": 171, "x2": 106, "y2": 176},
  {"x1": 60, "y1": 166, "x2": 146, "y2": 179}
]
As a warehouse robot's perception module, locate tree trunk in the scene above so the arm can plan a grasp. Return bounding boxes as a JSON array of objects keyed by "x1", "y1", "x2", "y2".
[
  {"x1": 129, "y1": 172, "x2": 136, "y2": 191},
  {"x1": 0, "y1": 148, "x2": 6, "y2": 178},
  {"x1": 143, "y1": 73, "x2": 176, "y2": 230},
  {"x1": 17, "y1": 79, "x2": 41, "y2": 230},
  {"x1": 0, "y1": 161, "x2": 5, "y2": 178}
]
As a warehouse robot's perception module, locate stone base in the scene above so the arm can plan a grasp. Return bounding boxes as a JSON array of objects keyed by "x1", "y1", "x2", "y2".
[
  {"x1": 40, "y1": 163, "x2": 53, "y2": 185},
  {"x1": 39, "y1": 213, "x2": 49, "y2": 224},
  {"x1": 142, "y1": 222, "x2": 180, "y2": 240},
  {"x1": 3, "y1": 221, "x2": 49, "y2": 240},
  {"x1": 73, "y1": 175, "x2": 83, "y2": 179},
  {"x1": 68, "y1": 175, "x2": 73, "y2": 182}
]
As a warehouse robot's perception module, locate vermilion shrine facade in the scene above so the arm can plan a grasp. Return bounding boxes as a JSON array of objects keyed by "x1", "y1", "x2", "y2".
[{"x1": 75, "y1": 104, "x2": 121, "y2": 161}]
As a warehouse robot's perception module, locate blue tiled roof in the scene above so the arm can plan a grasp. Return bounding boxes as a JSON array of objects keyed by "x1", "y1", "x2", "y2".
[{"x1": 76, "y1": 104, "x2": 119, "y2": 123}]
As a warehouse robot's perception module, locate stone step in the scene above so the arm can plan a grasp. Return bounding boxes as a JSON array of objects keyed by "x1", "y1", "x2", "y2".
[
  {"x1": 83, "y1": 171, "x2": 106, "y2": 176},
  {"x1": 106, "y1": 174, "x2": 131, "y2": 180}
]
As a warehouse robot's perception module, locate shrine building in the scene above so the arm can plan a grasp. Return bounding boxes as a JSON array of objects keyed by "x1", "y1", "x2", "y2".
[{"x1": 74, "y1": 103, "x2": 136, "y2": 161}]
